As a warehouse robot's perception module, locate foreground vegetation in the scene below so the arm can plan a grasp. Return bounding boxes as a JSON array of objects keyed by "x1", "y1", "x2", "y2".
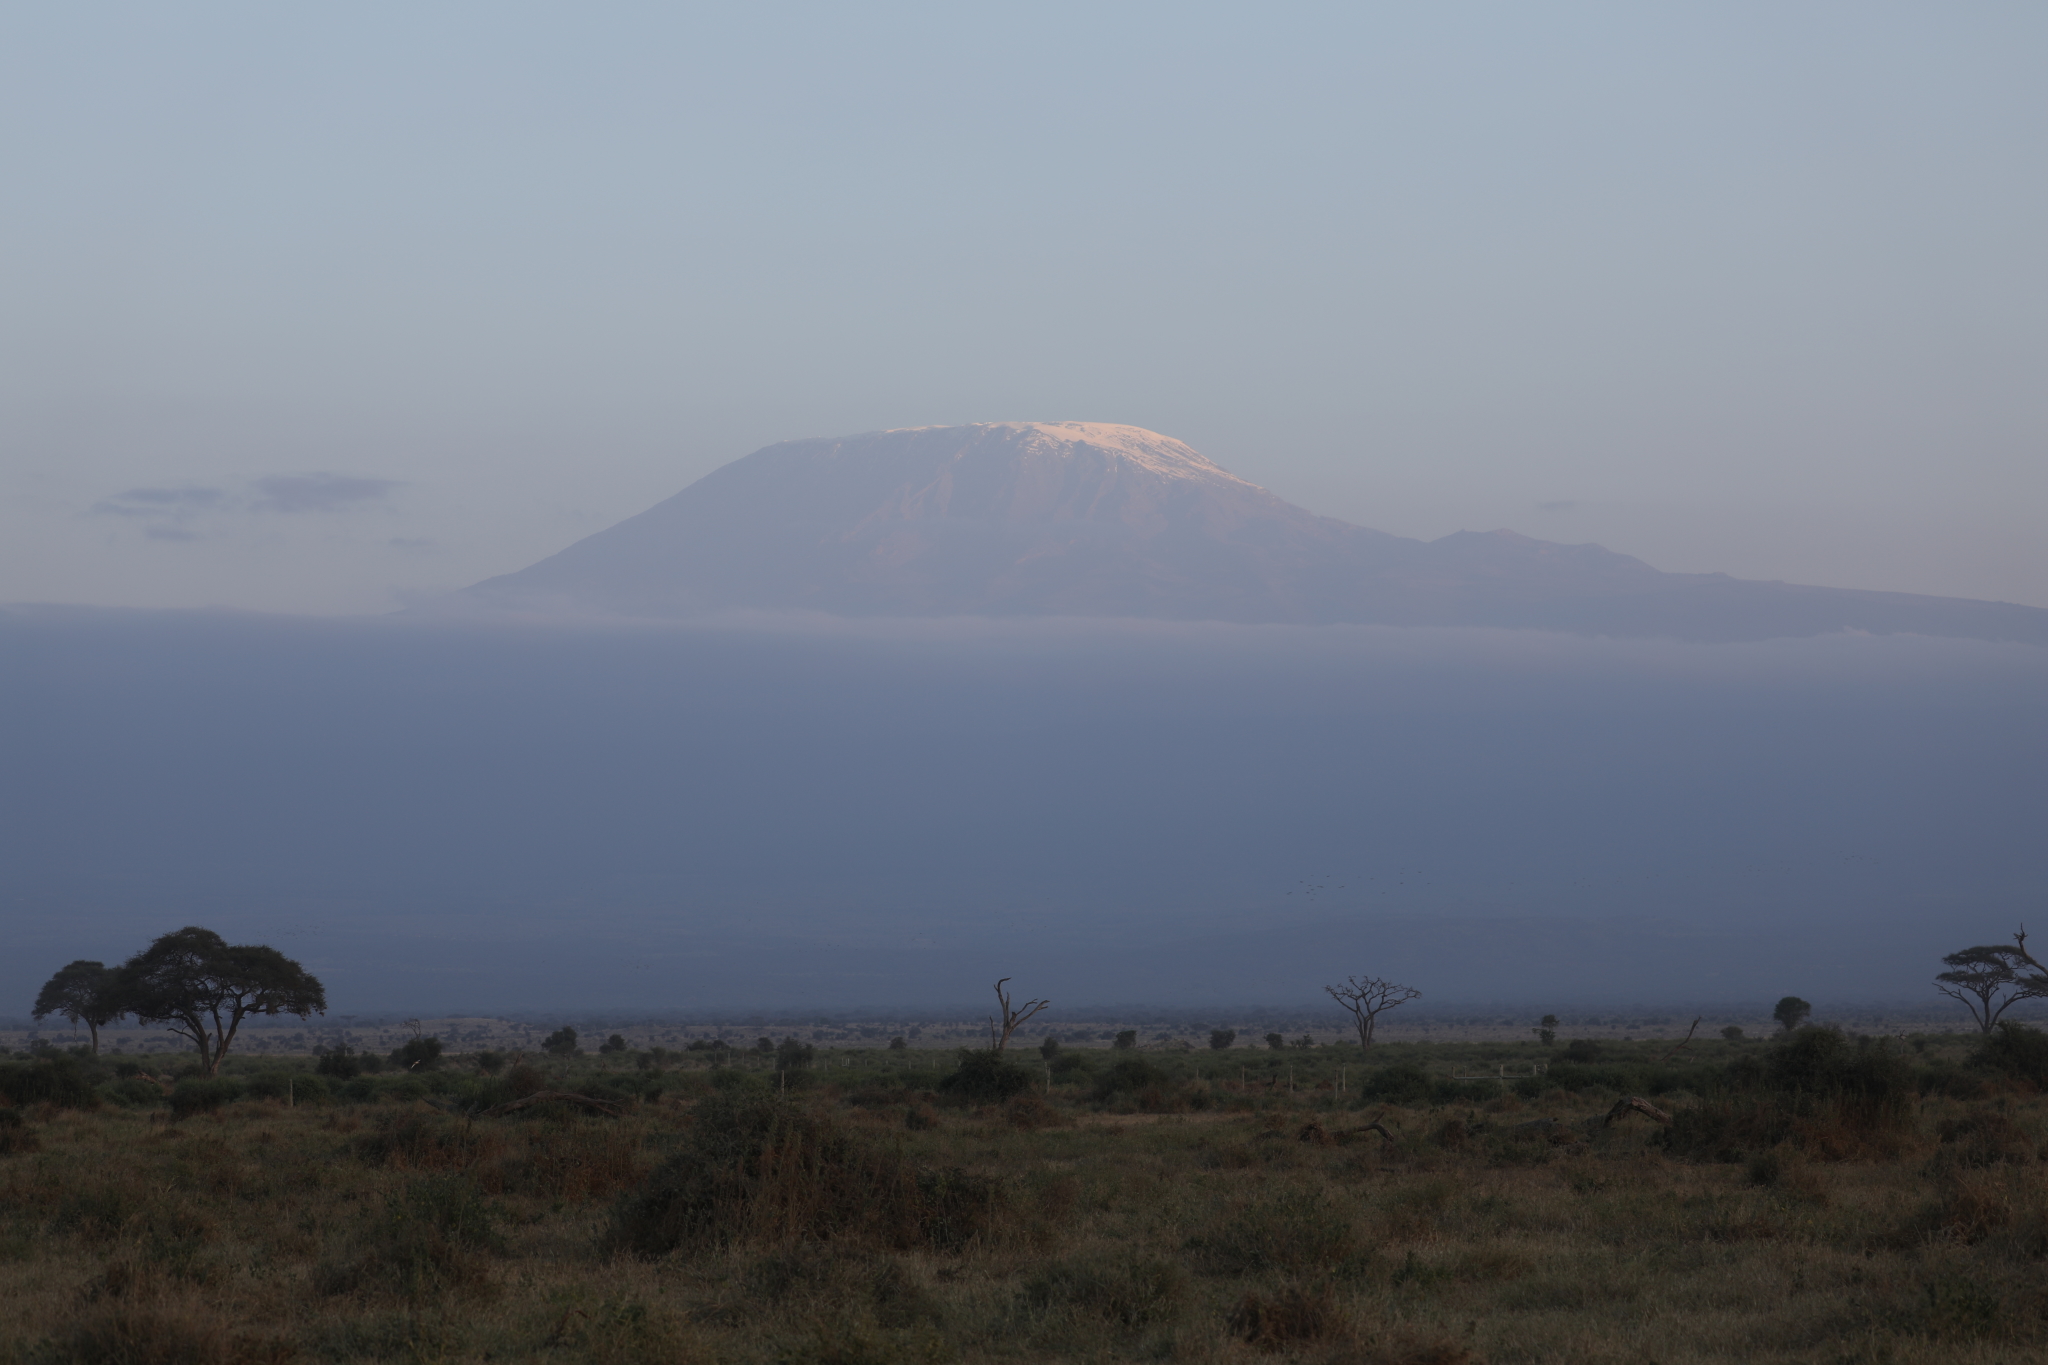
[{"x1": 4, "y1": 1029, "x2": 2048, "y2": 1364}]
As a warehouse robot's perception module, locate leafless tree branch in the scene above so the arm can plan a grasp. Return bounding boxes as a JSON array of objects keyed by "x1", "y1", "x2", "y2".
[{"x1": 1324, "y1": 975, "x2": 1421, "y2": 1048}]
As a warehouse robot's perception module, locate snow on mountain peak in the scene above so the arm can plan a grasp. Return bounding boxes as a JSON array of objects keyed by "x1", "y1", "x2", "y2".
[{"x1": 880, "y1": 421, "x2": 1261, "y2": 491}]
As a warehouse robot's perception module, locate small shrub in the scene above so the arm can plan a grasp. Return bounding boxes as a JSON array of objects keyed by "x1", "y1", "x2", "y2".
[
  {"x1": 1562, "y1": 1039, "x2": 1605, "y2": 1063},
  {"x1": 352, "y1": 1112, "x2": 503, "y2": 1172},
  {"x1": 1112, "y1": 1031, "x2": 1138, "y2": 1051},
  {"x1": 475, "y1": 1051, "x2": 506, "y2": 1075},
  {"x1": 775, "y1": 1038, "x2": 815, "y2": 1072},
  {"x1": 1931, "y1": 1109, "x2": 2037, "y2": 1171},
  {"x1": 1209, "y1": 1029, "x2": 1237, "y2": 1051},
  {"x1": 1004, "y1": 1092, "x2": 1068, "y2": 1130},
  {"x1": 43, "y1": 1302, "x2": 287, "y2": 1365},
  {"x1": 1186, "y1": 1193, "x2": 1362, "y2": 1276},
  {"x1": 504, "y1": 1124, "x2": 644, "y2": 1201},
  {"x1": 506, "y1": 1063, "x2": 547, "y2": 1099},
  {"x1": 542, "y1": 1027, "x2": 580, "y2": 1057},
  {"x1": 608, "y1": 1095, "x2": 1008, "y2": 1258},
  {"x1": 320, "y1": 1175, "x2": 503, "y2": 1298},
  {"x1": 0, "y1": 1108, "x2": 42, "y2": 1156},
  {"x1": 1023, "y1": 1256, "x2": 1187, "y2": 1327},
  {"x1": 1229, "y1": 1281, "x2": 1346, "y2": 1349},
  {"x1": 315, "y1": 1046, "x2": 364, "y2": 1080},
  {"x1": 598, "y1": 1034, "x2": 628, "y2": 1054}
]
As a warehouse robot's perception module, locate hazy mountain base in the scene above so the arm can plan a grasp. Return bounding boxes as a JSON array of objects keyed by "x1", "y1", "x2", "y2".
[
  {"x1": 5, "y1": 1033, "x2": 2048, "y2": 1364},
  {"x1": 5, "y1": 606, "x2": 2043, "y2": 1010}
]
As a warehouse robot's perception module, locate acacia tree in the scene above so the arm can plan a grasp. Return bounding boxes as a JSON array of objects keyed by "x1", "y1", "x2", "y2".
[
  {"x1": 1772, "y1": 996, "x2": 1812, "y2": 1033},
  {"x1": 1325, "y1": 975, "x2": 1421, "y2": 1048},
  {"x1": 32, "y1": 960, "x2": 125, "y2": 1054},
  {"x1": 987, "y1": 978, "x2": 1049, "y2": 1053},
  {"x1": 1935, "y1": 945, "x2": 2047, "y2": 1033},
  {"x1": 113, "y1": 927, "x2": 326, "y2": 1074}
]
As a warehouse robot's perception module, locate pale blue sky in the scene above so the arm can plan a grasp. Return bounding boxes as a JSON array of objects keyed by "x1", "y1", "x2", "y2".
[{"x1": 4, "y1": 2, "x2": 2043, "y2": 612}]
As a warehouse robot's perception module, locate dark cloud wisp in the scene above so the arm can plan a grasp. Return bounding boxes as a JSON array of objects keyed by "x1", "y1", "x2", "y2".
[
  {"x1": 88, "y1": 473, "x2": 401, "y2": 535},
  {"x1": 91, "y1": 486, "x2": 232, "y2": 517},
  {"x1": 248, "y1": 474, "x2": 400, "y2": 514}
]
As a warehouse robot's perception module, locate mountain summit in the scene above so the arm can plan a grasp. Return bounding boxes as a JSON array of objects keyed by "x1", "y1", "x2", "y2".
[{"x1": 456, "y1": 421, "x2": 2047, "y2": 644}]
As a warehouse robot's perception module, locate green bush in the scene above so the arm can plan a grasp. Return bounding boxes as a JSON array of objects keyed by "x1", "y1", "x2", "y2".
[
  {"x1": 169, "y1": 1077, "x2": 244, "y2": 1116},
  {"x1": 319, "y1": 1175, "x2": 503, "y2": 1297},
  {"x1": 100, "y1": 1077, "x2": 166, "y2": 1108},
  {"x1": 315, "y1": 1046, "x2": 364, "y2": 1079},
  {"x1": 1661, "y1": 1027, "x2": 1915, "y2": 1161},
  {"x1": 608, "y1": 1095, "x2": 1008, "y2": 1258},
  {"x1": 390, "y1": 1037, "x2": 445, "y2": 1072},
  {"x1": 240, "y1": 1072, "x2": 307, "y2": 1101},
  {"x1": 1092, "y1": 1059, "x2": 1169, "y2": 1100},
  {"x1": 939, "y1": 1050, "x2": 1034, "y2": 1103},
  {"x1": 1360, "y1": 1063, "x2": 1435, "y2": 1104},
  {"x1": 0, "y1": 1057, "x2": 101, "y2": 1109},
  {"x1": 1975, "y1": 1022, "x2": 2048, "y2": 1086},
  {"x1": 542, "y1": 1027, "x2": 580, "y2": 1057}
]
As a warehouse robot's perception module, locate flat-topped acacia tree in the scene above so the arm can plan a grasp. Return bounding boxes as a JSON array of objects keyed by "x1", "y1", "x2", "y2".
[
  {"x1": 113, "y1": 926, "x2": 326, "y2": 1074},
  {"x1": 31, "y1": 960, "x2": 125, "y2": 1054},
  {"x1": 1325, "y1": 975, "x2": 1421, "y2": 1048}
]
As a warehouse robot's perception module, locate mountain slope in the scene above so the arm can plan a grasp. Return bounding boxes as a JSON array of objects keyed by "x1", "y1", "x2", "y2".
[{"x1": 455, "y1": 421, "x2": 2048, "y2": 644}]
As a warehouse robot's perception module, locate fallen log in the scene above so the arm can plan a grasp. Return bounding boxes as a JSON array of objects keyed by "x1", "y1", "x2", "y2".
[{"x1": 1603, "y1": 1095, "x2": 1672, "y2": 1127}]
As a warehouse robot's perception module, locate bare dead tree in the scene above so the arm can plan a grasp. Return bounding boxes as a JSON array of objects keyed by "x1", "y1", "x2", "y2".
[
  {"x1": 987, "y1": 978, "x2": 1049, "y2": 1053},
  {"x1": 1657, "y1": 1017, "x2": 1703, "y2": 1062},
  {"x1": 1324, "y1": 975, "x2": 1421, "y2": 1048},
  {"x1": 2006, "y1": 926, "x2": 2048, "y2": 982}
]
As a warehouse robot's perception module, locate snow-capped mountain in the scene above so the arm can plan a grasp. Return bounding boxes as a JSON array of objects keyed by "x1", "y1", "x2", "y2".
[{"x1": 452, "y1": 421, "x2": 2048, "y2": 644}]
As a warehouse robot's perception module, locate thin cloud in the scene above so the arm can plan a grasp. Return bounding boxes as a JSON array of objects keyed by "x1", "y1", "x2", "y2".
[
  {"x1": 88, "y1": 473, "x2": 402, "y2": 539},
  {"x1": 91, "y1": 486, "x2": 232, "y2": 517},
  {"x1": 249, "y1": 474, "x2": 400, "y2": 513}
]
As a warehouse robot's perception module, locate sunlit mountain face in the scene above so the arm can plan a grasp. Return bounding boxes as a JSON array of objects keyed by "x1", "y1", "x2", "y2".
[{"x1": 445, "y1": 422, "x2": 2048, "y2": 645}]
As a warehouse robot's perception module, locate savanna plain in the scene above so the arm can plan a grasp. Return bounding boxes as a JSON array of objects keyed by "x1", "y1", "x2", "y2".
[{"x1": 5, "y1": 1027, "x2": 2048, "y2": 1365}]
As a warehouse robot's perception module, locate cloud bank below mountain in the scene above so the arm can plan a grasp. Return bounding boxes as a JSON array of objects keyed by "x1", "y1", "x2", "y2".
[{"x1": 5, "y1": 606, "x2": 2041, "y2": 1013}]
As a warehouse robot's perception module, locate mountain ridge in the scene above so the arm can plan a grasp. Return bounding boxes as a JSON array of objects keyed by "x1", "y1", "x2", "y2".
[{"x1": 450, "y1": 422, "x2": 2048, "y2": 645}]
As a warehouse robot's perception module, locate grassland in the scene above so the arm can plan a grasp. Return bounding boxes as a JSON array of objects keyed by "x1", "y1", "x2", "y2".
[{"x1": 2, "y1": 1032, "x2": 2045, "y2": 1364}]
